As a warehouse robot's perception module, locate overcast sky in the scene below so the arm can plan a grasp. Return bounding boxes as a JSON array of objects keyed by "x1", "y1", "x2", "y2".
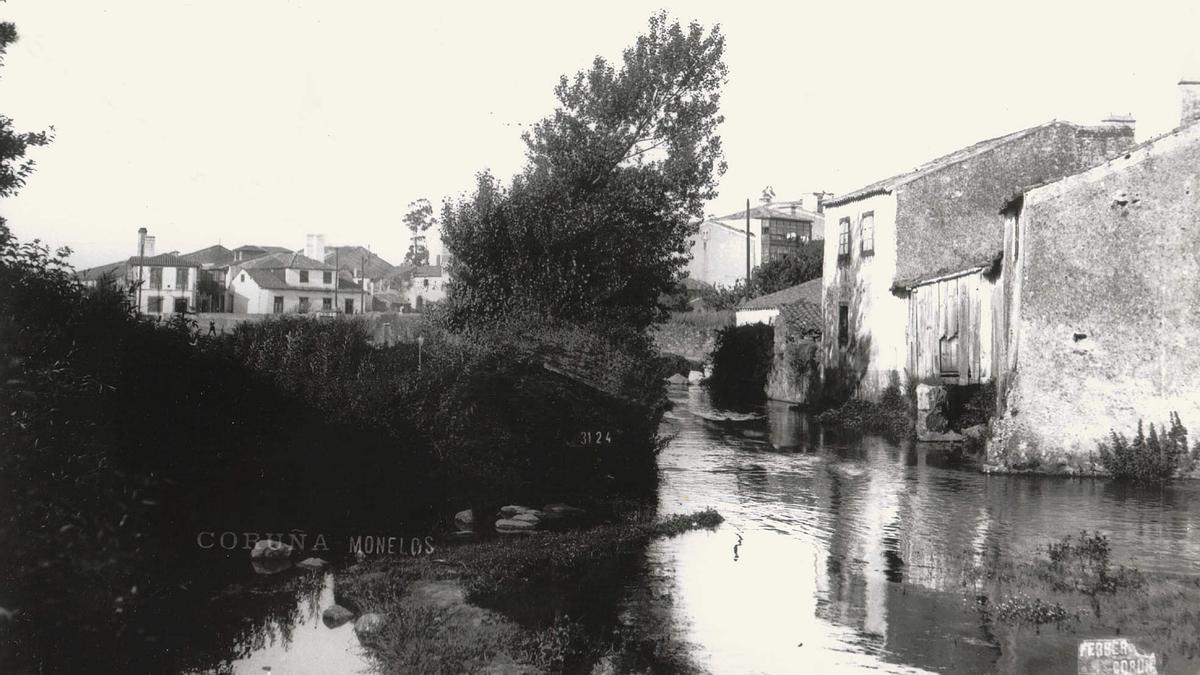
[{"x1": 2, "y1": 0, "x2": 1198, "y2": 269}]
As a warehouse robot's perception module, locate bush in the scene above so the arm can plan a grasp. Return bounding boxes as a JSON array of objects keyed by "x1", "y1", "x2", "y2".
[
  {"x1": 816, "y1": 372, "x2": 914, "y2": 438},
  {"x1": 1097, "y1": 413, "x2": 1189, "y2": 484},
  {"x1": 706, "y1": 323, "x2": 774, "y2": 404}
]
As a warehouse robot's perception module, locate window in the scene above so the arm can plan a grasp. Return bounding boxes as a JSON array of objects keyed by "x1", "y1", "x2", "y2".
[
  {"x1": 240, "y1": 273, "x2": 246, "y2": 283},
  {"x1": 837, "y1": 303, "x2": 850, "y2": 348},
  {"x1": 322, "y1": 297, "x2": 333, "y2": 310},
  {"x1": 859, "y1": 211, "x2": 875, "y2": 255},
  {"x1": 299, "y1": 270, "x2": 309, "y2": 283},
  {"x1": 173, "y1": 297, "x2": 188, "y2": 313},
  {"x1": 273, "y1": 296, "x2": 284, "y2": 314},
  {"x1": 176, "y1": 267, "x2": 189, "y2": 289},
  {"x1": 423, "y1": 278, "x2": 429, "y2": 289},
  {"x1": 939, "y1": 336, "x2": 959, "y2": 376},
  {"x1": 147, "y1": 296, "x2": 163, "y2": 313},
  {"x1": 298, "y1": 297, "x2": 310, "y2": 313},
  {"x1": 149, "y1": 267, "x2": 162, "y2": 290},
  {"x1": 345, "y1": 298, "x2": 354, "y2": 314},
  {"x1": 323, "y1": 271, "x2": 332, "y2": 284},
  {"x1": 837, "y1": 218, "x2": 851, "y2": 258}
]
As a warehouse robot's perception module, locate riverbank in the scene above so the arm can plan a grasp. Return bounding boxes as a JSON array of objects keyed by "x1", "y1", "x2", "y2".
[{"x1": 336, "y1": 509, "x2": 723, "y2": 674}]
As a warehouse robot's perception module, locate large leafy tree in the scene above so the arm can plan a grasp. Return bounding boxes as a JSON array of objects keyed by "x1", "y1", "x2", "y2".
[{"x1": 441, "y1": 12, "x2": 727, "y2": 331}]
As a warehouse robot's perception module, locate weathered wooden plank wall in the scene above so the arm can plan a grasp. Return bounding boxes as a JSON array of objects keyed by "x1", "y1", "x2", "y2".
[{"x1": 904, "y1": 270, "x2": 999, "y2": 384}]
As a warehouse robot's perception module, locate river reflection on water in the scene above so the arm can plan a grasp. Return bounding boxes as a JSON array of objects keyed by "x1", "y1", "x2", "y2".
[{"x1": 617, "y1": 388, "x2": 1200, "y2": 674}]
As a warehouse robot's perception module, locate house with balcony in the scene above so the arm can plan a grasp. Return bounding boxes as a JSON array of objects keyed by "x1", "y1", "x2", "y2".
[{"x1": 180, "y1": 244, "x2": 235, "y2": 312}]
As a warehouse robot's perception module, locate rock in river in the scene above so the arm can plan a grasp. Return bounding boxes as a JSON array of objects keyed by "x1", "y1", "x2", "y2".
[
  {"x1": 250, "y1": 539, "x2": 293, "y2": 561},
  {"x1": 322, "y1": 605, "x2": 355, "y2": 628},
  {"x1": 495, "y1": 518, "x2": 537, "y2": 533},
  {"x1": 512, "y1": 513, "x2": 540, "y2": 524},
  {"x1": 454, "y1": 508, "x2": 474, "y2": 531},
  {"x1": 297, "y1": 557, "x2": 329, "y2": 571},
  {"x1": 499, "y1": 505, "x2": 539, "y2": 518},
  {"x1": 354, "y1": 612, "x2": 386, "y2": 641}
]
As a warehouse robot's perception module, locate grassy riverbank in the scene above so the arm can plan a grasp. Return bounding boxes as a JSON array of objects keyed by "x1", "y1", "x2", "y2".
[{"x1": 338, "y1": 509, "x2": 723, "y2": 674}]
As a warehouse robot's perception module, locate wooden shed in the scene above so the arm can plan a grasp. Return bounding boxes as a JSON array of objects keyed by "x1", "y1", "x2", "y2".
[{"x1": 901, "y1": 265, "x2": 1005, "y2": 385}]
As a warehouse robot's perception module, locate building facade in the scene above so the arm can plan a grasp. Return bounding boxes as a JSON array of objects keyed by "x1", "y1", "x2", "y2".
[
  {"x1": 687, "y1": 200, "x2": 824, "y2": 288},
  {"x1": 228, "y1": 252, "x2": 361, "y2": 314},
  {"x1": 991, "y1": 101, "x2": 1200, "y2": 470},
  {"x1": 821, "y1": 119, "x2": 1137, "y2": 398}
]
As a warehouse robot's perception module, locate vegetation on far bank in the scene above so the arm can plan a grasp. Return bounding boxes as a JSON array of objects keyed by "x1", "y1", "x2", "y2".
[{"x1": 1098, "y1": 413, "x2": 1199, "y2": 484}]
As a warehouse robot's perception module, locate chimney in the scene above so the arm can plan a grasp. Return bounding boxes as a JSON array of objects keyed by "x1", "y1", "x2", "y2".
[
  {"x1": 1101, "y1": 113, "x2": 1136, "y2": 133},
  {"x1": 1180, "y1": 80, "x2": 1200, "y2": 127},
  {"x1": 305, "y1": 234, "x2": 326, "y2": 261},
  {"x1": 137, "y1": 227, "x2": 147, "y2": 258},
  {"x1": 142, "y1": 235, "x2": 156, "y2": 257},
  {"x1": 815, "y1": 192, "x2": 827, "y2": 214}
]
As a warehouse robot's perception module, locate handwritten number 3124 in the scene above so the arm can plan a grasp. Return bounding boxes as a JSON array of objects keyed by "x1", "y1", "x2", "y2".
[{"x1": 580, "y1": 431, "x2": 613, "y2": 445}]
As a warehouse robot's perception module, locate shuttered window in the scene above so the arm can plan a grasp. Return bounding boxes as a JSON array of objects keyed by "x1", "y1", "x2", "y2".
[
  {"x1": 859, "y1": 212, "x2": 875, "y2": 255},
  {"x1": 838, "y1": 218, "x2": 851, "y2": 258}
]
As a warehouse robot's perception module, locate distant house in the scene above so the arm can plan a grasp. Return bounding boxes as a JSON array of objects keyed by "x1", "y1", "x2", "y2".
[
  {"x1": 78, "y1": 228, "x2": 200, "y2": 314},
  {"x1": 687, "y1": 200, "x2": 824, "y2": 288},
  {"x1": 228, "y1": 251, "x2": 361, "y2": 314},
  {"x1": 735, "y1": 277, "x2": 822, "y2": 327},
  {"x1": 406, "y1": 264, "x2": 446, "y2": 311},
  {"x1": 992, "y1": 87, "x2": 1200, "y2": 466},
  {"x1": 821, "y1": 118, "x2": 1137, "y2": 399},
  {"x1": 180, "y1": 244, "x2": 235, "y2": 312}
]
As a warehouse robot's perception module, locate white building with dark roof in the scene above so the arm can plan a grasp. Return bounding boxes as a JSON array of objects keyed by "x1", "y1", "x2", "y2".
[{"x1": 228, "y1": 251, "x2": 362, "y2": 314}]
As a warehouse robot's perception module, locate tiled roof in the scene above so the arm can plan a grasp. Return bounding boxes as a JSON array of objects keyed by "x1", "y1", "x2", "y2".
[
  {"x1": 78, "y1": 260, "x2": 128, "y2": 281},
  {"x1": 239, "y1": 268, "x2": 361, "y2": 292},
  {"x1": 325, "y1": 246, "x2": 396, "y2": 278},
  {"x1": 411, "y1": 265, "x2": 443, "y2": 278},
  {"x1": 779, "y1": 300, "x2": 823, "y2": 335},
  {"x1": 825, "y1": 121, "x2": 1060, "y2": 208},
  {"x1": 181, "y1": 244, "x2": 234, "y2": 267},
  {"x1": 699, "y1": 218, "x2": 757, "y2": 237},
  {"x1": 716, "y1": 201, "x2": 821, "y2": 222},
  {"x1": 737, "y1": 277, "x2": 823, "y2": 310},
  {"x1": 237, "y1": 252, "x2": 334, "y2": 271},
  {"x1": 127, "y1": 253, "x2": 200, "y2": 267},
  {"x1": 233, "y1": 245, "x2": 293, "y2": 254}
]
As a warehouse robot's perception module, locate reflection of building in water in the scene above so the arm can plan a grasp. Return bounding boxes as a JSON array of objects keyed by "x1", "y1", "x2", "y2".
[{"x1": 808, "y1": 437, "x2": 998, "y2": 667}]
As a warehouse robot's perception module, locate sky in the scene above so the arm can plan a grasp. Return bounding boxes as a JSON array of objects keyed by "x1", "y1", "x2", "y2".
[{"x1": 2, "y1": 0, "x2": 1198, "y2": 269}]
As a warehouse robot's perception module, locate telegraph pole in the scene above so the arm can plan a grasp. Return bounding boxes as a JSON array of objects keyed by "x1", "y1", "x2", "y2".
[
  {"x1": 745, "y1": 198, "x2": 751, "y2": 282},
  {"x1": 334, "y1": 246, "x2": 339, "y2": 312}
]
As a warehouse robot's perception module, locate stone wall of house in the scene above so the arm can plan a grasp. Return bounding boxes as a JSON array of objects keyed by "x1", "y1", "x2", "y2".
[
  {"x1": 989, "y1": 125, "x2": 1200, "y2": 473},
  {"x1": 894, "y1": 122, "x2": 1136, "y2": 286}
]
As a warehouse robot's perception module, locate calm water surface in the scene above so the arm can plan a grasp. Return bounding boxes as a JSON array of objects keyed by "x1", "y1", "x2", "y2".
[{"x1": 614, "y1": 388, "x2": 1200, "y2": 674}]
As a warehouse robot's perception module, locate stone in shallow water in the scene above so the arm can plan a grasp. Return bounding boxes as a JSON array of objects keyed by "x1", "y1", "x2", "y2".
[
  {"x1": 454, "y1": 508, "x2": 474, "y2": 530},
  {"x1": 512, "y1": 513, "x2": 540, "y2": 524},
  {"x1": 296, "y1": 557, "x2": 329, "y2": 571},
  {"x1": 322, "y1": 605, "x2": 355, "y2": 628},
  {"x1": 495, "y1": 518, "x2": 536, "y2": 533},
  {"x1": 249, "y1": 539, "x2": 293, "y2": 561},
  {"x1": 665, "y1": 373, "x2": 688, "y2": 385},
  {"x1": 687, "y1": 370, "x2": 704, "y2": 384},
  {"x1": 499, "y1": 505, "x2": 538, "y2": 518},
  {"x1": 354, "y1": 612, "x2": 386, "y2": 640}
]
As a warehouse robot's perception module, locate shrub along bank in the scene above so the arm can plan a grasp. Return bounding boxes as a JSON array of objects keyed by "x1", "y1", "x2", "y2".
[{"x1": 0, "y1": 226, "x2": 667, "y2": 673}]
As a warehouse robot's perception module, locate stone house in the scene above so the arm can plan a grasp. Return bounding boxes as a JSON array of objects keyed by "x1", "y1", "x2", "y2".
[
  {"x1": 990, "y1": 87, "x2": 1200, "y2": 470},
  {"x1": 820, "y1": 118, "x2": 1137, "y2": 399}
]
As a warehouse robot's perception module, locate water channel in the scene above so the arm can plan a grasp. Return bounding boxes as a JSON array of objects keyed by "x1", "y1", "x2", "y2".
[{"x1": 610, "y1": 387, "x2": 1200, "y2": 674}]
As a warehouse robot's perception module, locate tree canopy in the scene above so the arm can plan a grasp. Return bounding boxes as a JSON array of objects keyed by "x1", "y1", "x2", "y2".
[
  {"x1": 440, "y1": 12, "x2": 727, "y2": 332},
  {"x1": 402, "y1": 198, "x2": 435, "y2": 266},
  {"x1": 1, "y1": 22, "x2": 53, "y2": 201}
]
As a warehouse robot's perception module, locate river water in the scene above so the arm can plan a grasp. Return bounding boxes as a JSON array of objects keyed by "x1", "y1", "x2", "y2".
[{"x1": 613, "y1": 387, "x2": 1200, "y2": 674}]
